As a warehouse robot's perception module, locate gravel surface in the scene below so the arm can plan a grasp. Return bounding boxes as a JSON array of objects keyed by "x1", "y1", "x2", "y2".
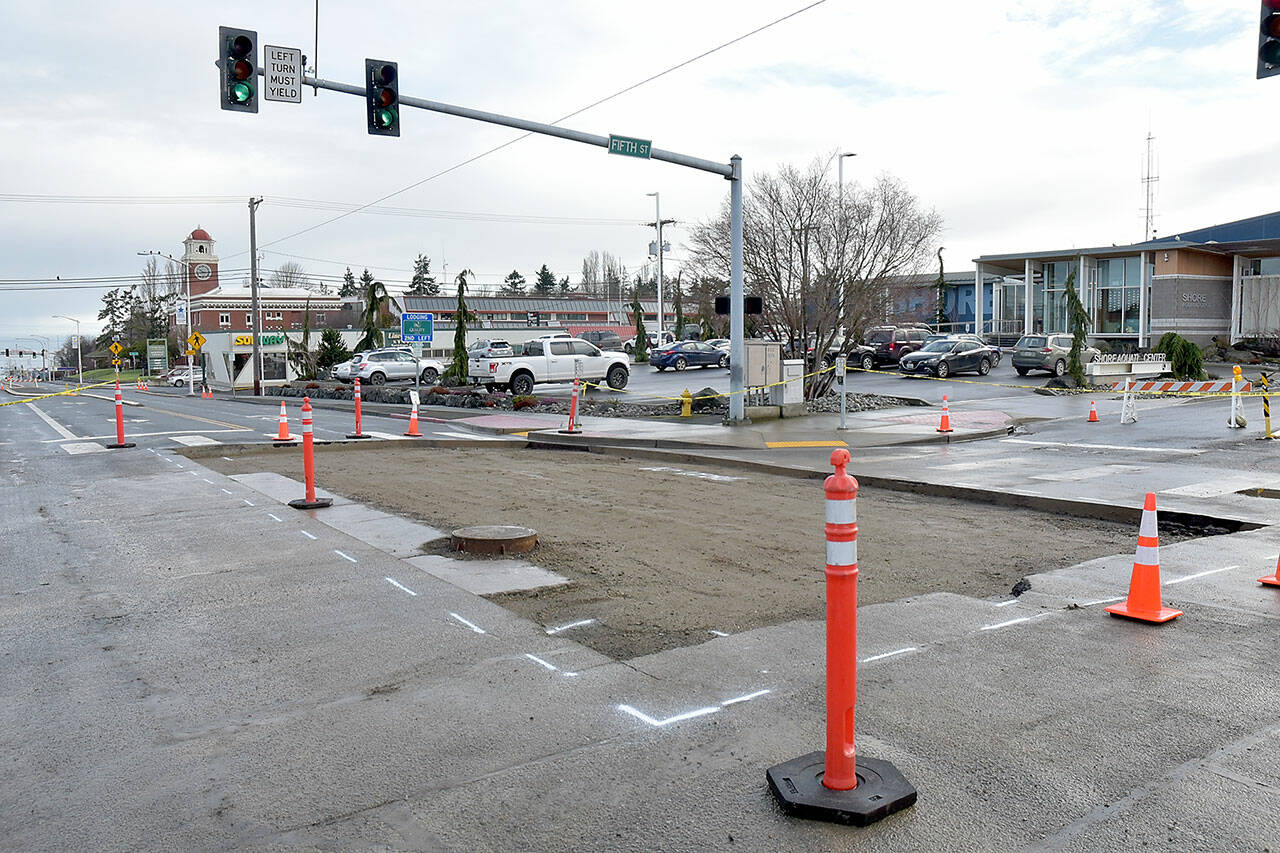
[{"x1": 202, "y1": 445, "x2": 1197, "y2": 661}]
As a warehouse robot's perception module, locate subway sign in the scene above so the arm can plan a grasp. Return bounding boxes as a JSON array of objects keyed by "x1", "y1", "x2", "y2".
[{"x1": 234, "y1": 334, "x2": 286, "y2": 346}]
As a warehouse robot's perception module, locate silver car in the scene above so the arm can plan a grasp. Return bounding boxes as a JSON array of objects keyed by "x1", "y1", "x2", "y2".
[
  {"x1": 1011, "y1": 334, "x2": 1099, "y2": 377},
  {"x1": 350, "y1": 349, "x2": 445, "y2": 385}
]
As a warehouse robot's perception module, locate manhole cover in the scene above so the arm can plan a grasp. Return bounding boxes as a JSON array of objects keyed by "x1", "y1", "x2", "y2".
[{"x1": 451, "y1": 524, "x2": 538, "y2": 556}]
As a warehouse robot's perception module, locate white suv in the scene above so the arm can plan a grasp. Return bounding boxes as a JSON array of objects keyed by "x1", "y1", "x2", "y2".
[{"x1": 349, "y1": 349, "x2": 445, "y2": 385}]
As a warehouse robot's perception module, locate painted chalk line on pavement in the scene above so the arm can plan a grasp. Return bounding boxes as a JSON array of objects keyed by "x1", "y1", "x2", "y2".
[
  {"x1": 618, "y1": 687, "x2": 771, "y2": 728},
  {"x1": 385, "y1": 577, "x2": 418, "y2": 596},
  {"x1": 545, "y1": 618, "x2": 595, "y2": 635},
  {"x1": 449, "y1": 612, "x2": 486, "y2": 634},
  {"x1": 301, "y1": 531, "x2": 317, "y2": 540},
  {"x1": 334, "y1": 550, "x2": 358, "y2": 563},
  {"x1": 523, "y1": 653, "x2": 577, "y2": 678}
]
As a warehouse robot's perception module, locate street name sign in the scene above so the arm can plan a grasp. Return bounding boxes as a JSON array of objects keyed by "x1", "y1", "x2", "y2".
[
  {"x1": 263, "y1": 45, "x2": 303, "y2": 103},
  {"x1": 608, "y1": 134, "x2": 651, "y2": 159},
  {"x1": 400, "y1": 312, "x2": 434, "y2": 343}
]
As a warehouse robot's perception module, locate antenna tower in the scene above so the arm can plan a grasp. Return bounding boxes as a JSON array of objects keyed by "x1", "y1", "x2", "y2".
[{"x1": 1142, "y1": 132, "x2": 1160, "y2": 241}]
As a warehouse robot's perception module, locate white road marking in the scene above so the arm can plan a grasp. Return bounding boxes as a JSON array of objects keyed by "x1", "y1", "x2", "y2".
[
  {"x1": 1081, "y1": 596, "x2": 1126, "y2": 607},
  {"x1": 436, "y1": 431, "x2": 503, "y2": 441},
  {"x1": 545, "y1": 618, "x2": 596, "y2": 635},
  {"x1": 639, "y1": 466, "x2": 745, "y2": 483},
  {"x1": 60, "y1": 442, "x2": 106, "y2": 455},
  {"x1": 221, "y1": 456, "x2": 233, "y2": 461},
  {"x1": 1161, "y1": 480, "x2": 1260, "y2": 498},
  {"x1": 861, "y1": 647, "x2": 919, "y2": 663},
  {"x1": 219, "y1": 488, "x2": 233, "y2": 495},
  {"x1": 242, "y1": 499, "x2": 255, "y2": 507},
  {"x1": 363, "y1": 431, "x2": 409, "y2": 441},
  {"x1": 708, "y1": 629, "x2": 730, "y2": 637},
  {"x1": 524, "y1": 653, "x2": 558, "y2": 671},
  {"x1": 994, "y1": 599, "x2": 1020, "y2": 607},
  {"x1": 449, "y1": 612, "x2": 486, "y2": 634},
  {"x1": 200, "y1": 478, "x2": 214, "y2": 484},
  {"x1": 385, "y1": 577, "x2": 418, "y2": 596},
  {"x1": 43, "y1": 428, "x2": 250, "y2": 443},
  {"x1": 1166, "y1": 565, "x2": 1238, "y2": 586},
  {"x1": 980, "y1": 614, "x2": 1050, "y2": 632},
  {"x1": 334, "y1": 549, "x2": 358, "y2": 563},
  {"x1": 171, "y1": 435, "x2": 221, "y2": 447},
  {"x1": 1002, "y1": 438, "x2": 1201, "y2": 455},
  {"x1": 720, "y1": 689, "x2": 770, "y2": 706},
  {"x1": 27, "y1": 403, "x2": 76, "y2": 440},
  {"x1": 301, "y1": 531, "x2": 317, "y2": 540},
  {"x1": 266, "y1": 513, "x2": 282, "y2": 522}
]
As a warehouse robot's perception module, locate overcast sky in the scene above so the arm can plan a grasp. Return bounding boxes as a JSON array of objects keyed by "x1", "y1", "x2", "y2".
[{"x1": 0, "y1": 0, "x2": 1262, "y2": 351}]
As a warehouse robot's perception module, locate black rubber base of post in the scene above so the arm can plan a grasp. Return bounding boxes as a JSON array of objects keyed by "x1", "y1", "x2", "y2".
[
  {"x1": 288, "y1": 498, "x2": 333, "y2": 510},
  {"x1": 557, "y1": 428, "x2": 582, "y2": 435},
  {"x1": 106, "y1": 442, "x2": 136, "y2": 449},
  {"x1": 345, "y1": 433, "x2": 372, "y2": 439},
  {"x1": 766, "y1": 752, "x2": 916, "y2": 827}
]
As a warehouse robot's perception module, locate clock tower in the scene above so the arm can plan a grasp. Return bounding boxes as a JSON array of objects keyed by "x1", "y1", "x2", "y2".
[{"x1": 182, "y1": 227, "x2": 219, "y2": 296}]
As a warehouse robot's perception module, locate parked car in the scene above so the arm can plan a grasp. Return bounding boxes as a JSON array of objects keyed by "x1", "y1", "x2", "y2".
[
  {"x1": 624, "y1": 331, "x2": 676, "y2": 354},
  {"x1": 924, "y1": 333, "x2": 1002, "y2": 367},
  {"x1": 577, "y1": 330, "x2": 625, "y2": 352},
  {"x1": 705, "y1": 338, "x2": 730, "y2": 351},
  {"x1": 469, "y1": 337, "x2": 629, "y2": 396},
  {"x1": 863, "y1": 325, "x2": 931, "y2": 366},
  {"x1": 332, "y1": 353, "x2": 365, "y2": 381},
  {"x1": 898, "y1": 339, "x2": 994, "y2": 378},
  {"x1": 468, "y1": 339, "x2": 514, "y2": 358},
  {"x1": 169, "y1": 367, "x2": 205, "y2": 387},
  {"x1": 1011, "y1": 334, "x2": 1100, "y2": 377},
  {"x1": 651, "y1": 341, "x2": 730, "y2": 371},
  {"x1": 346, "y1": 348, "x2": 446, "y2": 385}
]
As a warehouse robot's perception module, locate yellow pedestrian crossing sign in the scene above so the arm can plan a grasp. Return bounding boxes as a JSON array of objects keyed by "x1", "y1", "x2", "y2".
[
  {"x1": 187, "y1": 331, "x2": 206, "y2": 351},
  {"x1": 109, "y1": 342, "x2": 123, "y2": 356}
]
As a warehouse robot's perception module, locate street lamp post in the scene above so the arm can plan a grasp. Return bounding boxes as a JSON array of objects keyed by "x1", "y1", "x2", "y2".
[
  {"x1": 20, "y1": 336, "x2": 50, "y2": 379},
  {"x1": 647, "y1": 192, "x2": 663, "y2": 343},
  {"x1": 837, "y1": 152, "x2": 857, "y2": 207},
  {"x1": 52, "y1": 315, "x2": 82, "y2": 384},
  {"x1": 138, "y1": 250, "x2": 194, "y2": 396}
]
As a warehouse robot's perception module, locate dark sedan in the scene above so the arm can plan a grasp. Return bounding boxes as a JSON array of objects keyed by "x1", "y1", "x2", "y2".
[
  {"x1": 897, "y1": 339, "x2": 994, "y2": 378},
  {"x1": 652, "y1": 341, "x2": 729, "y2": 371}
]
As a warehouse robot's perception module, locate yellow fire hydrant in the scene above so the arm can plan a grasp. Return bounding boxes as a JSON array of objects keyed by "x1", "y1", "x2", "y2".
[{"x1": 681, "y1": 388, "x2": 693, "y2": 418}]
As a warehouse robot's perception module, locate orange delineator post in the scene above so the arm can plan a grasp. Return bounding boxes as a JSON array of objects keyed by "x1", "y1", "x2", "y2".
[
  {"x1": 288, "y1": 397, "x2": 332, "y2": 510},
  {"x1": 560, "y1": 378, "x2": 583, "y2": 434},
  {"x1": 106, "y1": 380, "x2": 135, "y2": 449},
  {"x1": 823, "y1": 448, "x2": 859, "y2": 790},
  {"x1": 1105, "y1": 492, "x2": 1182, "y2": 623},
  {"x1": 1259, "y1": 554, "x2": 1280, "y2": 587},
  {"x1": 1088, "y1": 401, "x2": 1100, "y2": 423},
  {"x1": 936, "y1": 395, "x2": 954, "y2": 433},
  {"x1": 273, "y1": 400, "x2": 293, "y2": 443},
  {"x1": 347, "y1": 377, "x2": 371, "y2": 439},
  {"x1": 404, "y1": 399, "x2": 422, "y2": 437}
]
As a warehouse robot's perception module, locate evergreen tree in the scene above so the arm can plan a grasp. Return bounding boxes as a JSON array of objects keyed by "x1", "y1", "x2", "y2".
[
  {"x1": 359, "y1": 268, "x2": 375, "y2": 291},
  {"x1": 673, "y1": 275, "x2": 685, "y2": 340},
  {"x1": 935, "y1": 247, "x2": 947, "y2": 329},
  {"x1": 445, "y1": 270, "x2": 475, "y2": 383},
  {"x1": 534, "y1": 264, "x2": 557, "y2": 296},
  {"x1": 339, "y1": 267, "x2": 358, "y2": 297},
  {"x1": 96, "y1": 287, "x2": 132, "y2": 348},
  {"x1": 407, "y1": 254, "x2": 439, "y2": 296},
  {"x1": 558, "y1": 276, "x2": 571, "y2": 296},
  {"x1": 501, "y1": 269, "x2": 527, "y2": 295},
  {"x1": 286, "y1": 299, "x2": 317, "y2": 380},
  {"x1": 631, "y1": 291, "x2": 649, "y2": 363},
  {"x1": 1065, "y1": 270, "x2": 1091, "y2": 386},
  {"x1": 356, "y1": 277, "x2": 401, "y2": 351},
  {"x1": 316, "y1": 327, "x2": 351, "y2": 370}
]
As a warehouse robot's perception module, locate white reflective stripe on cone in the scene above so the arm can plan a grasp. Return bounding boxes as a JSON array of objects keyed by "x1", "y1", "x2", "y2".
[
  {"x1": 1139, "y1": 510, "x2": 1158, "y2": 539},
  {"x1": 825, "y1": 500, "x2": 856, "y2": 525},
  {"x1": 826, "y1": 539, "x2": 856, "y2": 567},
  {"x1": 1134, "y1": 545, "x2": 1159, "y2": 566}
]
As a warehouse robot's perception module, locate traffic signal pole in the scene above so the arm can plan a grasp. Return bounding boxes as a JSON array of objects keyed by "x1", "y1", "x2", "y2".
[{"x1": 245, "y1": 64, "x2": 749, "y2": 422}]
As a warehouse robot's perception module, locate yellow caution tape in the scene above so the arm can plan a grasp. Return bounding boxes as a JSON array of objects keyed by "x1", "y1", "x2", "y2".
[{"x1": 0, "y1": 380, "x2": 117, "y2": 408}]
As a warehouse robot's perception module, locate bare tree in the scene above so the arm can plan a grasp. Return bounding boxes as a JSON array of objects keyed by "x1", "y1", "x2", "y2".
[
  {"x1": 687, "y1": 156, "x2": 942, "y2": 397},
  {"x1": 268, "y1": 261, "x2": 310, "y2": 290}
]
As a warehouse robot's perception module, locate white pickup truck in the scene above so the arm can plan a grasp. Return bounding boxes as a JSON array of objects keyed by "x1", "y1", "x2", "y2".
[{"x1": 468, "y1": 337, "x2": 630, "y2": 396}]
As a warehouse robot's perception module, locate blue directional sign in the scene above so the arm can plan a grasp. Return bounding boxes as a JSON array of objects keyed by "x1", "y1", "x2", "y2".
[{"x1": 401, "y1": 312, "x2": 434, "y2": 343}]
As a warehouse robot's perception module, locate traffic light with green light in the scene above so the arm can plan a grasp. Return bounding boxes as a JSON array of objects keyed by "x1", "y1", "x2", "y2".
[
  {"x1": 219, "y1": 26, "x2": 259, "y2": 112},
  {"x1": 364, "y1": 59, "x2": 399, "y2": 136},
  {"x1": 1260, "y1": 1, "x2": 1280, "y2": 78}
]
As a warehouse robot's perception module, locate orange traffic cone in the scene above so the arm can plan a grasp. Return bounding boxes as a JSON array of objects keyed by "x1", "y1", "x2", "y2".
[
  {"x1": 1088, "y1": 401, "x2": 1099, "y2": 423},
  {"x1": 936, "y1": 395, "x2": 954, "y2": 434},
  {"x1": 404, "y1": 400, "x2": 422, "y2": 437},
  {"x1": 273, "y1": 400, "x2": 293, "y2": 442},
  {"x1": 1259, "y1": 554, "x2": 1280, "y2": 587},
  {"x1": 1106, "y1": 492, "x2": 1182, "y2": 623}
]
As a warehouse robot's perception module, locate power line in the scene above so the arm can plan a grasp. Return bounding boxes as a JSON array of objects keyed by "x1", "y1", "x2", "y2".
[{"x1": 246, "y1": 0, "x2": 829, "y2": 255}]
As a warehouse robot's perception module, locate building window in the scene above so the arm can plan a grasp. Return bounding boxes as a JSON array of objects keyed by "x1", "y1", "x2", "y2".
[
  {"x1": 219, "y1": 312, "x2": 230, "y2": 327},
  {"x1": 245, "y1": 313, "x2": 253, "y2": 326},
  {"x1": 266, "y1": 311, "x2": 283, "y2": 321},
  {"x1": 315, "y1": 313, "x2": 325, "y2": 324},
  {"x1": 1095, "y1": 257, "x2": 1142, "y2": 334},
  {"x1": 1249, "y1": 258, "x2": 1280, "y2": 275},
  {"x1": 556, "y1": 313, "x2": 587, "y2": 322}
]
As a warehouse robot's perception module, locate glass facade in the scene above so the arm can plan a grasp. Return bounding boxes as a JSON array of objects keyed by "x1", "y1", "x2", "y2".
[
  {"x1": 992, "y1": 255, "x2": 1146, "y2": 338},
  {"x1": 1094, "y1": 257, "x2": 1142, "y2": 334}
]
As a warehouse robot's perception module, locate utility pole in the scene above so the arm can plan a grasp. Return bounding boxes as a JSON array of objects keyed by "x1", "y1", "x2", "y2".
[
  {"x1": 249, "y1": 196, "x2": 264, "y2": 395},
  {"x1": 791, "y1": 225, "x2": 819, "y2": 375},
  {"x1": 645, "y1": 193, "x2": 675, "y2": 342}
]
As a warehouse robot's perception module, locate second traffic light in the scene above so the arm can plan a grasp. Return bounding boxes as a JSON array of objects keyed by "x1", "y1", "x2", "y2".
[
  {"x1": 219, "y1": 26, "x2": 258, "y2": 112},
  {"x1": 364, "y1": 59, "x2": 399, "y2": 136},
  {"x1": 1262, "y1": 1, "x2": 1280, "y2": 79}
]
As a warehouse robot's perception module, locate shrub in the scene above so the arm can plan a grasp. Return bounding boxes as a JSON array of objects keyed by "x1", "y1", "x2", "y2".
[
  {"x1": 512, "y1": 395, "x2": 538, "y2": 410},
  {"x1": 1156, "y1": 332, "x2": 1205, "y2": 381},
  {"x1": 305, "y1": 382, "x2": 320, "y2": 389},
  {"x1": 429, "y1": 385, "x2": 450, "y2": 395}
]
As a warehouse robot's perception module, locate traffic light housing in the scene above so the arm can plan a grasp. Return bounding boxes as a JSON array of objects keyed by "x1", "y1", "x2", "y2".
[
  {"x1": 219, "y1": 26, "x2": 259, "y2": 112},
  {"x1": 1261, "y1": 2, "x2": 1280, "y2": 78},
  {"x1": 715, "y1": 294, "x2": 764, "y2": 315},
  {"x1": 364, "y1": 59, "x2": 399, "y2": 136}
]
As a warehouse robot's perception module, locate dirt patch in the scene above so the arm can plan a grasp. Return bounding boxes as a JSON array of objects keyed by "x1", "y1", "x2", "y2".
[{"x1": 203, "y1": 445, "x2": 1188, "y2": 661}]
